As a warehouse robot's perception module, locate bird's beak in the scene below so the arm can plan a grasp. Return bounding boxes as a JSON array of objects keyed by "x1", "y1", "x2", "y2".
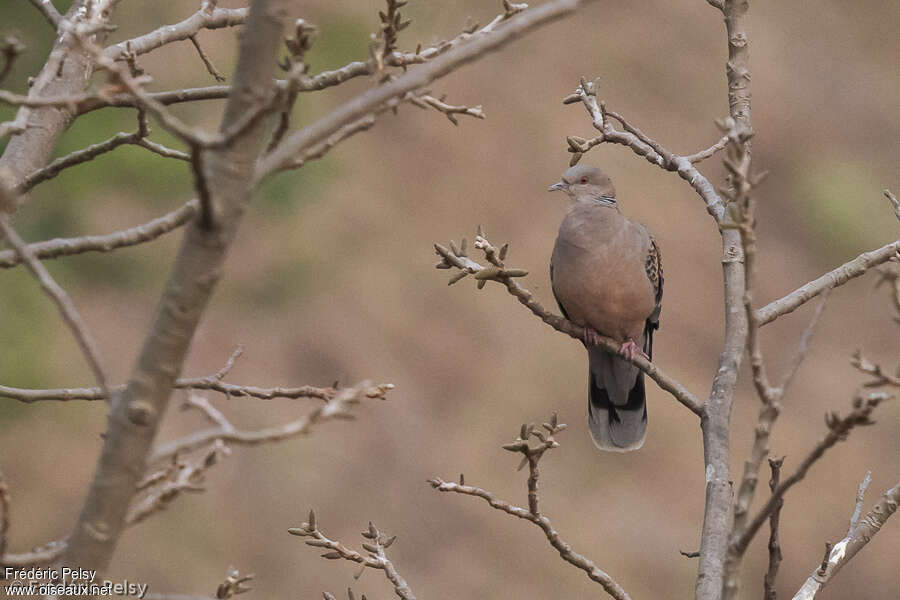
[{"x1": 548, "y1": 180, "x2": 568, "y2": 192}]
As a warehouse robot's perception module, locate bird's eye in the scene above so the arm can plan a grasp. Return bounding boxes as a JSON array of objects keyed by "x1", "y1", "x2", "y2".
[{"x1": 580, "y1": 177, "x2": 588, "y2": 184}]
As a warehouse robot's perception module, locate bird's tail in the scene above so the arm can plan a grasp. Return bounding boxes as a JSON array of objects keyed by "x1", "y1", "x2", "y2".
[{"x1": 586, "y1": 334, "x2": 649, "y2": 452}]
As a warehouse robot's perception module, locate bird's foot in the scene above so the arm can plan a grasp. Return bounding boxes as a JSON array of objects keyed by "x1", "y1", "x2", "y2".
[
  {"x1": 619, "y1": 339, "x2": 648, "y2": 361},
  {"x1": 582, "y1": 326, "x2": 603, "y2": 347}
]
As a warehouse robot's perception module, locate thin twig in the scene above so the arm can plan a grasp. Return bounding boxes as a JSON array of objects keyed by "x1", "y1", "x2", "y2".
[
  {"x1": 289, "y1": 515, "x2": 415, "y2": 600},
  {"x1": 16, "y1": 129, "x2": 187, "y2": 194},
  {"x1": 104, "y1": 7, "x2": 249, "y2": 61},
  {"x1": 730, "y1": 392, "x2": 889, "y2": 557},
  {"x1": 763, "y1": 457, "x2": 784, "y2": 600},
  {"x1": 885, "y1": 189, "x2": 900, "y2": 222},
  {"x1": 127, "y1": 441, "x2": 229, "y2": 526},
  {"x1": 408, "y1": 94, "x2": 485, "y2": 126},
  {"x1": 851, "y1": 351, "x2": 900, "y2": 388},
  {"x1": 1, "y1": 35, "x2": 26, "y2": 83},
  {"x1": 0, "y1": 369, "x2": 380, "y2": 405},
  {"x1": 258, "y1": 0, "x2": 594, "y2": 177},
  {"x1": 216, "y1": 567, "x2": 254, "y2": 600},
  {"x1": 778, "y1": 293, "x2": 829, "y2": 394},
  {"x1": 849, "y1": 471, "x2": 872, "y2": 530},
  {"x1": 567, "y1": 84, "x2": 726, "y2": 222},
  {"x1": 429, "y1": 415, "x2": 631, "y2": 600},
  {"x1": 27, "y1": 0, "x2": 62, "y2": 29},
  {"x1": 189, "y1": 35, "x2": 226, "y2": 82},
  {"x1": 148, "y1": 381, "x2": 393, "y2": 464},
  {"x1": 0, "y1": 210, "x2": 109, "y2": 397},
  {"x1": 0, "y1": 200, "x2": 198, "y2": 270},
  {"x1": 685, "y1": 135, "x2": 729, "y2": 164}
]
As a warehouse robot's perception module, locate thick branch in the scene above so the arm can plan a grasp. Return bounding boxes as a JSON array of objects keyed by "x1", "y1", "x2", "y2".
[
  {"x1": 61, "y1": 0, "x2": 291, "y2": 573},
  {"x1": 0, "y1": 0, "x2": 120, "y2": 196},
  {"x1": 700, "y1": 0, "x2": 753, "y2": 596}
]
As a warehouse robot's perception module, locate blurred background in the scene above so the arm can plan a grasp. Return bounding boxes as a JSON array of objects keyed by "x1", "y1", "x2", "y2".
[{"x1": 1, "y1": 0, "x2": 898, "y2": 598}]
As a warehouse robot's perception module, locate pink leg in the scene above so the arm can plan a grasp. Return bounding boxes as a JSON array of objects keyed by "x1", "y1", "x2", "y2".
[{"x1": 619, "y1": 339, "x2": 648, "y2": 361}]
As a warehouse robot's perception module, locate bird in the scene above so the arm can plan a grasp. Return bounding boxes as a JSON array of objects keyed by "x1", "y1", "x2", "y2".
[{"x1": 548, "y1": 164, "x2": 663, "y2": 452}]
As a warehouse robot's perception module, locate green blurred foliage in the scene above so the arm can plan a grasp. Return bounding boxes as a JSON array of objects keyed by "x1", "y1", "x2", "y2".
[
  {"x1": 303, "y1": 13, "x2": 370, "y2": 73},
  {"x1": 796, "y1": 159, "x2": 896, "y2": 261}
]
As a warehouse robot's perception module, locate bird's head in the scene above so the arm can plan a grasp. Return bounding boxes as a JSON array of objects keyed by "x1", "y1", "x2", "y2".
[{"x1": 548, "y1": 165, "x2": 616, "y2": 205}]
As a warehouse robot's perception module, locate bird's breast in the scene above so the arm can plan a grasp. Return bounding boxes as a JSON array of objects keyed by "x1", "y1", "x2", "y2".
[{"x1": 551, "y1": 220, "x2": 655, "y2": 341}]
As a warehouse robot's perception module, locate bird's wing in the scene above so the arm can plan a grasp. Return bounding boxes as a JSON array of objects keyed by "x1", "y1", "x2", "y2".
[
  {"x1": 549, "y1": 260, "x2": 571, "y2": 321},
  {"x1": 643, "y1": 233, "x2": 663, "y2": 358}
]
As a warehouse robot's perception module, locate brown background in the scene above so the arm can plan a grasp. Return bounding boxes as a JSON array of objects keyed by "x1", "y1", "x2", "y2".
[{"x1": 1, "y1": 1, "x2": 898, "y2": 598}]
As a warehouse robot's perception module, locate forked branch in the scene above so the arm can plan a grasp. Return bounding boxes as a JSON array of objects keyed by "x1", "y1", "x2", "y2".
[{"x1": 429, "y1": 414, "x2": 631, "y2": 600}]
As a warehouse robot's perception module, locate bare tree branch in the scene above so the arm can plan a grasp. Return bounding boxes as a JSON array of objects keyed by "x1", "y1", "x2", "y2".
[
  {"x1": 564, "y1": 87, "x2": 726, "y2": 221},
  {"x1": 1, "y1": 539, "x2": 67, "y2": 567},
  {"x1": 27, "y1": 0, "x2": 62, "y2": 29},
  {"x1": 61, "y1": 0, "x2": 292, "y2": 573},
  {"x1": 274, "y1": 89, "x2": 482, "y2": 172},
  {"x1": 103, "y1": 7, "x2": 249, "y2": 62},
  {"x1": 0, "y1": 370, "x2": 388, "y2": 405},
  {"x1": 763, "y1": 457, "x2": 784, "y2": 600},
  {"x1": 849, "y1": 471, "x2": 873, "y2": 530},
  {"x1": 1, "y1": 35, "x2": 26, "y2": 84},
  {"x1": 724, "y1": 126, "x2": 780, "y2": 595},
  {"x1": 127, "y1": 441, "x2": 229, "y2": 526},
  {"x1": 429, "y1": 415, "x2": 631, "y2": 600},
  {"x1": 0, "y1": 0, "x2": 120, "y2": 194},
  {"x1": 0, "y1": 200, "x2": 197, "y2": 270},
  {"x1": 851, "y1": 351, "x2": 900, "y2": 388},
  {"x1": 189, "y1": 34, "x2": 226, "y2": 82},
  {"x1": 289, "y1": 515, "x2": 415, "y2": 600},
  {"x1": 792, "y1": 477, "x2": 900, "y2": 600},
  {"x1": 885, "y1": 189, "x2": 900, "y2": 222},
  {"x1": 15, "y1": 120, "x2": 189, "y2": 194},
  {"x1": 258, "y1": 0, "x2": 596, "y2": 178},
  {"x1": 685, "y1": 135, "x2": 729, "y2": 164},
  {"x1": 778, "y1": 293, "x2": 829, "y2": 393},
  {"x1": 756, "y1": 241, "x2": 900, "y2": 326},
  {"x1": 700, "y1": 0, "x2": 752, "y2": 595},
  {"x1": 148, "y1": 381, "x2": 392, "y2": 465},
  {"x1": 408, "y1": 94, "x2": 485, "y2": 126},
  {"x1": 730, "y1": 391, "x2": 889, "y2": 558},
  {"x1": 0, "y1": 381, "x2": 390, "y2": 567},
  {"x1": 433, "y1": 228, "x2": 704, "y2": 416},
  {"x1": 0, "y1": 194, "x2": 109, "y2": 396},
  {"x1": 215, "y1": 567, "x2": 254, "y2": 600}
]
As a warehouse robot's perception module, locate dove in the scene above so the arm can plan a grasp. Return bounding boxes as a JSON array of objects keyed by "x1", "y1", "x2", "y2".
[{"x1": 549, "y1": 165, "x2": 662, "y2": 452}]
